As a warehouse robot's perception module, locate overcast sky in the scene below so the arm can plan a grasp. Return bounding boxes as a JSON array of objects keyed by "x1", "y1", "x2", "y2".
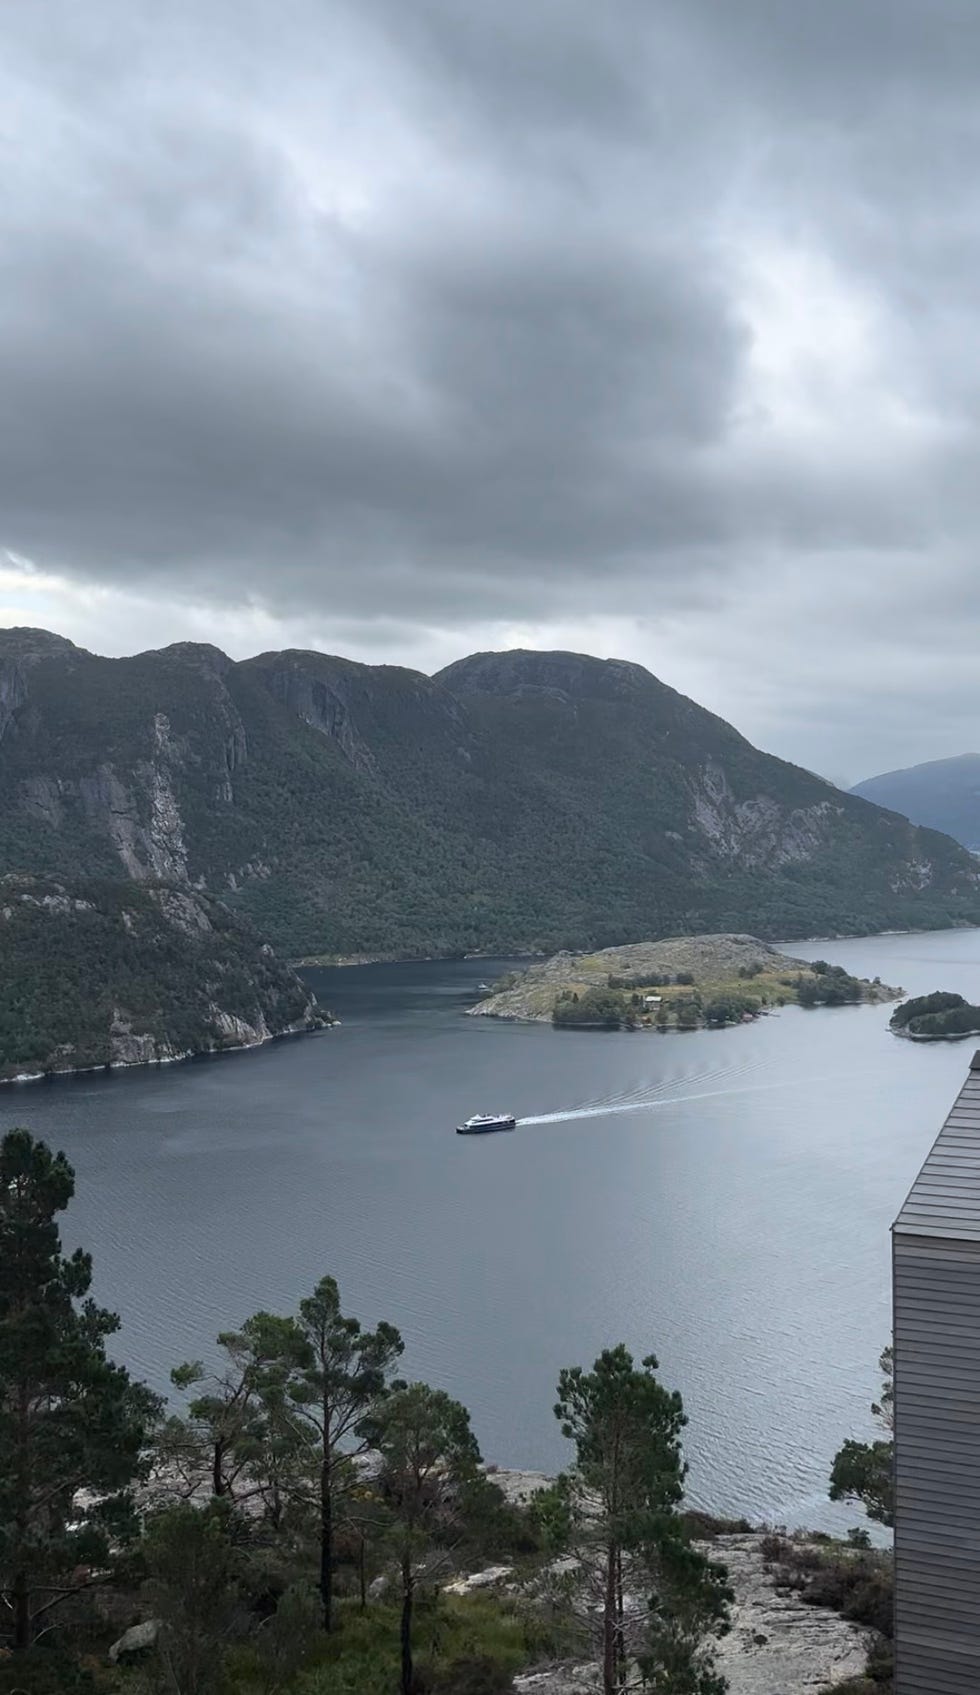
[{"x1": 3, "y1": 2, "x2": 980, "y2": 784}]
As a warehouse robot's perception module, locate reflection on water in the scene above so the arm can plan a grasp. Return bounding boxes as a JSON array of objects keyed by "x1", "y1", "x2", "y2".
[{"x1": 4, "y1": 929, "x2": 980, "y2": 1532}]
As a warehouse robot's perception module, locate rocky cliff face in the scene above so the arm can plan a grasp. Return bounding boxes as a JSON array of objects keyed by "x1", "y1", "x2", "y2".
[
  {"x1": 0, "y1": 874, "x2": 327, "y2": 1081},
  {"x1": 2, "y1": 628, "x2": 979, "y2": 959}
]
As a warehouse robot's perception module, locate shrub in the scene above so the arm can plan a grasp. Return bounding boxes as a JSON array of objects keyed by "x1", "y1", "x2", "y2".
[
  {"x1": 553, "y1": 987, "x2": 627, "y2": 1029},
  {"x1": 424, "y1": 1656, "x2": 516, "y2": 1694}
]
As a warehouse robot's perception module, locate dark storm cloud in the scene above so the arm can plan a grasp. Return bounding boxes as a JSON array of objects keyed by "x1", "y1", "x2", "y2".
[{"x1": 3, "y1": 0, "x2": 980, "y2": 777}]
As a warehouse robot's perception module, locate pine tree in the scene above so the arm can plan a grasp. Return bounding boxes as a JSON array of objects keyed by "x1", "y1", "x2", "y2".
[
  {"x1": 555, "y1": 1346, "x2": 731, "y2": 1695},
  {"x1": 288, "y1": 1276, "x2": 403, "y2": 1631},
  {"x1": 167, "y1": 1311, "x2": 312, "y2": 1519},
  {"x1": 0, "y1": 1129, "x2": 159, "y2": 1651},
  {"x1": 371, "y1": 1382, "x2": 483, "y2": 1695}
]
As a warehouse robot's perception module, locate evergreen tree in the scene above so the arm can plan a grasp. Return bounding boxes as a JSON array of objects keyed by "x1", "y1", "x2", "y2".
[
  {"x1": 168, "y1": 1312, "x2": 312, "y2": 1520},
  {"x1": 554, "y1": 1346, "x2": 731, "y2": 1695},
  {"x1": 288, "y1": 1276, "x2": 403, "y2": 1632},
  {"x1": 0, "y1": 1129, "x2": 159, "y2": 1651},
  {"x1": 371, "y1": 1382, "x2": 483, "y2": 1695},
  {"x1": 829, "y1": 1346, "x2": 894, "y2": 1527}
]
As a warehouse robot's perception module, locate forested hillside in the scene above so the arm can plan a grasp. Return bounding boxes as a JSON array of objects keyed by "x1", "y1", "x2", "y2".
[
  {"x1": 0, "y1": 875, "x2": 324, "y2": 1079},
  {"x1": 2, "y1": 628, "x2": 979, "y2": 959}
]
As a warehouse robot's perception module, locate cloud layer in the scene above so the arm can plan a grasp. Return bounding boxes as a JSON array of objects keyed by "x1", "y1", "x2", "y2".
[{"x1": 3, "y1": 0, "x2": 980, "y2": 781}]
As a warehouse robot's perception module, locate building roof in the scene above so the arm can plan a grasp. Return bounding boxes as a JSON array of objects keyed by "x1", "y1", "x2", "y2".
[{"x1": 894, "y1": 1051, "x2": 980, "y2": 1240}]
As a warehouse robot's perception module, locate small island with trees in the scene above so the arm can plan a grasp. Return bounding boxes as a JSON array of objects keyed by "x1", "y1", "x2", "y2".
[
  {"x1": 890, "y1": 990, "x2": 980, "y2": 1041},
  {"x1": 470, "y1": 933, "x2": 900, "y2": 1032}
]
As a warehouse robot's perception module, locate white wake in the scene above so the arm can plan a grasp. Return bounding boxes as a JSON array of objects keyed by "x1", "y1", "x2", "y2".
[{"x1": 517, "y1": 1073, "x2": 827, "y2": 1126}]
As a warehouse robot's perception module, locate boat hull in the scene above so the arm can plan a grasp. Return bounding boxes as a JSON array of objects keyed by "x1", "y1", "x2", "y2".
[{"x1": 456, "y1": 1116, "x2": 517, "y2": 1135}]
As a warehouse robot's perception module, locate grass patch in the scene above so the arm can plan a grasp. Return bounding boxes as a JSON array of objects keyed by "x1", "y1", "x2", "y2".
[{"x1": 223, "y1": 1592, "x2": 551, "y2": 1695}]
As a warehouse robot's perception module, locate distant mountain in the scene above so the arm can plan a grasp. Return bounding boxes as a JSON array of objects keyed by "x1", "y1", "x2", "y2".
[
  {"x1": 2, "y1": 629, "x2": 980, "y2": 963},
  {"x1": 0, "y1": 874, "x2": 325, "y2": 1081},
  {"x1": 851, "y1": 754, "x2": 980, "y2": 851}
]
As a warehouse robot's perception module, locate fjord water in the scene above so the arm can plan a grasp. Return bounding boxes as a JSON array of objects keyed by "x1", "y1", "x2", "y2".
[{"x1": 6, "y1": 930, "x2": 980, "y2": 1531}]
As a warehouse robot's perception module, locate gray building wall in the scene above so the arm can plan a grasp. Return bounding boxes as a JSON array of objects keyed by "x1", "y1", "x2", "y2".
[{"x1": 893, "y1": 1054, "x2": 980, "y2": 1694}]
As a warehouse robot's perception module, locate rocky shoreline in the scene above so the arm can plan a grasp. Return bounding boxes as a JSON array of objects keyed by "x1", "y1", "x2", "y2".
[
  {"x1": 481, "y1": 1473, "x2": 873, "y2": 1695},
  {"x1": 1, "y1": 1016, "x2": 334, "y2": 1088}
]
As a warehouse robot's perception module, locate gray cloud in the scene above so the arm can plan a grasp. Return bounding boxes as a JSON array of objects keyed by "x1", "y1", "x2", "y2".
[{"x1": 3, "y1": 0, "x2": 980, "y2": 779}]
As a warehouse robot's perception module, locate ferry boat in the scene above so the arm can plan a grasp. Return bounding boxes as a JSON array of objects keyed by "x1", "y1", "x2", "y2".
[{"x1": 456, "y1": 1112, "x2": 517, "y2": 1135}]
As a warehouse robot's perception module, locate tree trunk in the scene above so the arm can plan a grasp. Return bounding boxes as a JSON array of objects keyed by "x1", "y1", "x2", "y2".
[
  {"x1": 319, "y1": 1453, "x2": 333, "y2": 1632},
  {"x1": 603, "y1": 1541, "x2": 618, "y2": 1695},
  {"x1": 614, "y1": 1546, "x2": 626, "y2": 1689},
  {"x1": 212, "y1": 1438, "x2": 225, "y2": 1498},
  {"x1": 400, "y1": 1551, "x2": 414, "y2": 1695},
  {"x1": 12, "y1": 1569, "x2": 30, "y2": 1652},
  {"x1": 359, "y1": 1536, "x2": 367, "y2": 1611}
]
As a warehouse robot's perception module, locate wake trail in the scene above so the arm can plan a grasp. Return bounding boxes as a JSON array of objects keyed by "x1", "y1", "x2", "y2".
[{"x1": 518, "y1": 1072, "x2": 835, "y2": 1126}]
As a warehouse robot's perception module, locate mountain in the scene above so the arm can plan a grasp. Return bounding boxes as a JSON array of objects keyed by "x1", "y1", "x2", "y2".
[
  {"x1": 851, "y1": 754, "x2": 980, "y2": 851},
  {"x1": 0, "y1": 874, "x2": 325, "y2": 1081},
  {"x1": 2, "y1": 629, "x2": 980, "y2": 960}
]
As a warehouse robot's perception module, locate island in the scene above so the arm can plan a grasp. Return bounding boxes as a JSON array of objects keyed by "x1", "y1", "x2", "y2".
[
  {"x1": 469, "y1": 932, "x2": 900, "y2": 1030},
  {"x1": 890, "y1": 990, "x2": 980, "y2": 1040}
]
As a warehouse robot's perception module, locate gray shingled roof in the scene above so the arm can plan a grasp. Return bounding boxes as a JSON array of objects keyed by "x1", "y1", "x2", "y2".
[{"x1": 894, "y1": 1051, "x2": 980, "y2": 1239}]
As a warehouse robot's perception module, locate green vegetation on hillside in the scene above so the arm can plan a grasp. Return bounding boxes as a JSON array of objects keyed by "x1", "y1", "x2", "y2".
[
  {"x1": 890, "y1": 990, "x2": 980, "y2": 1039},
  {"x1": 3, "y1": 633, "x2": 980, "y2": 962},
  {"x1": 0, "y1": 875, "x2": 324, "y2": 1080},
  {"x1": 0, "y1": 1128, "x2": 734, "y2": 1695}
]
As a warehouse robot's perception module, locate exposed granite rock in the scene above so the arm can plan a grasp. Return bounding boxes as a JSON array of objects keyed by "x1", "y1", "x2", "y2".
[
  {"x1": 0, "y1": 628, "x2": 77, "y2": 744},
  {"x1": 108, "y1": 1619, "x2": 160, "y2": 1663},
  {"x1": 514, "y1": 1668, "x2": 599, "y2": 1694},
  {"x1": 710, "y1": 1534, "x2": 870, "y2": 1693},
  {"x1": 444, "y1": 1564, "x2": 515, "y2": 1596},
  {"x1": 512, "y1": 1533, "x2": 871, "y2": 1695}
]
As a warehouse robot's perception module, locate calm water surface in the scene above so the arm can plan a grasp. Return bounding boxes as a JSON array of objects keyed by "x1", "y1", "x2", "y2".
[{"x1": 5, "y1": 929, "x2": 980, "y2": 1531}]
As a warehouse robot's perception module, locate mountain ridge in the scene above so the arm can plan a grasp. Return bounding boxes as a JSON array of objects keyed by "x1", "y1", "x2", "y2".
[
  {"x1": 2, "y1": 626, "x2": 979, "y2": 959},
  {"x1": 852, "y1": 753, "x2": 980, "y2": 850}
]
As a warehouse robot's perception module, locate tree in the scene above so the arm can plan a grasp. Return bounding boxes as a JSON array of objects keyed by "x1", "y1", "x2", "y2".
[
  {"x1": 288, "y1": 1277, "x2": 403, "y2": 1632},
  {"x1": 167, "y1": 1312, "x2": 312, "y2": 1520},
  {"x1": 0, "y1": 1129, "x2": 159, "y2": 1653},
  {"x1": 371, "y1": 1382, "x2": 483, "y2": 1695},
  {"x1": 141, "y1": 1500, "x2": 245, "y2": 1695},
  {"x1": 675, "y1": 999, "x2": 700, "y2": 1029},
  {"x1": 553, "y1": 988, "x2": 627, "y2": 1029},
  {"x1": 554, "y1": 1346, "x2": 731, "y2": 1695},
  {"x1": 829, "y1": 1346, "x2": 894, "y2": 1527}
]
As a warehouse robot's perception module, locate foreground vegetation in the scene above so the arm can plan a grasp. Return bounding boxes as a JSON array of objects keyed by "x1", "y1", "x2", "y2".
[{"x1": 0, "y1": 1128, "x2": 736, "y2": 1695}]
